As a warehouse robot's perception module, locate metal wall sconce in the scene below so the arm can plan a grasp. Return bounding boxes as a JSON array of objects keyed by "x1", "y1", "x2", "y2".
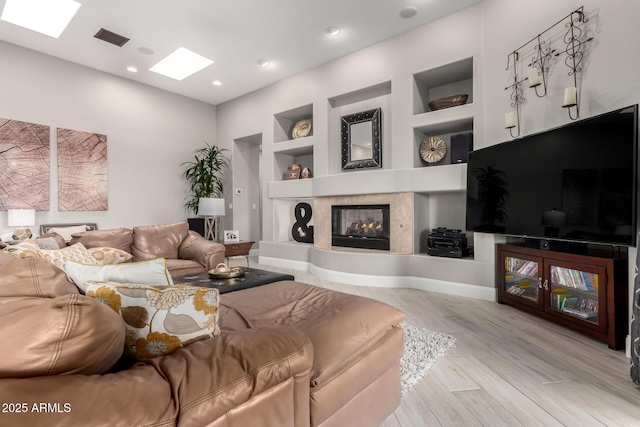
[
  {"x1": 527, "y1": 34, "x2": 557, "y2": 98},
  {"x1": 561, "y1": 8, "x2": 594, "y2": 120},
  {"x1": 505, "y1": 5, "x2": 594, "y2": 132},
  {"x1": 504, "y1": 51, "x2": 525, "y2": 138}
]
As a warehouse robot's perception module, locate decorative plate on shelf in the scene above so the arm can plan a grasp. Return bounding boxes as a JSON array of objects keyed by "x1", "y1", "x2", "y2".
[
  {"x1": 420, "y1": 137, "x2": 447, "y2": 163},
  {"x1": 292, "y1": 119, "x2": 312, "y2": 139}
]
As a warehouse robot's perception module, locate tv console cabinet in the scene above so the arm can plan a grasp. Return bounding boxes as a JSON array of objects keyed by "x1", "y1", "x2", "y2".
[{"x1": 496, "y1": 244, "x2": 628, "y2": 350}]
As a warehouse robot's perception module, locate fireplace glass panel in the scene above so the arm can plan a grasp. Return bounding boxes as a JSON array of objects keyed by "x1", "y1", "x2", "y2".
[{"x1": 332, "y1": 204, "x2": 390, "y2": 250}]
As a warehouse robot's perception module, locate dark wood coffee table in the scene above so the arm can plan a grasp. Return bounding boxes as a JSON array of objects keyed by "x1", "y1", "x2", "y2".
[{"x1": 173, "y1": 268, "x2": 294, "y2": 294}]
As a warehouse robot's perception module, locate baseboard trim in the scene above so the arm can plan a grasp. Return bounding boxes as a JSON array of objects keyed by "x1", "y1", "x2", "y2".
[
  {"x1": 259, "y1": 256, "x2": 496, "y2": 301},
  {"x1": 410, "y1": 276, "x2": 497, "y2": 301},
  {"x1": 309, "y1": 264, "x2": 408, "y2": 288},
  {"x1": 259, "y1": 256, "x2": 310, "y2": 272}
]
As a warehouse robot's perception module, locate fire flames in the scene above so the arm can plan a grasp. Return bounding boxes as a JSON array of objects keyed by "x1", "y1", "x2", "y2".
[{"x1": 345, "y1": 220, "x2": 385, "y2": 238}]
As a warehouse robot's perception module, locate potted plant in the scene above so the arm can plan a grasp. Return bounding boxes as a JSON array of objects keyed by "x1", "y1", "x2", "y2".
[{"x1": 181, "y1": 143, "x2": 230, "y2": 215}]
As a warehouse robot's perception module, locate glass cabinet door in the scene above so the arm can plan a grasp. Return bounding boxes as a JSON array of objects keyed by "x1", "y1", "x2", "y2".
[
  {"x1": 547, "y1": 264, "x2": 602, "y2": 326},
  {"x1": 503, "y1": 255, "x2": 540, "y2": 305}
]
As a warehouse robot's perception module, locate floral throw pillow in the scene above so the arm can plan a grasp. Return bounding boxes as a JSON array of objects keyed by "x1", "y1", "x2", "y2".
[
  {"x1": 2, "y1": 240, "x2": 40, "y2": 259},
  {"x1": 84, "y1": 281, "x2": 220, "y2": 360},
  {"x1": 38, "y1": 243, "x2": 96, "y2": 272},
  {"x1": 88, "y1": 247, "x2": 133, "y2": 265}
]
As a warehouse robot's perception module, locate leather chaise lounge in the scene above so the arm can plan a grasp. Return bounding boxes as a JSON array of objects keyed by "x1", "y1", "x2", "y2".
[
  {"x1": 0, "y1": 230, "x2": 405, "y2": 426},
  {"x1": 219, "y1": 280, "x2": 405, "y2": 427}
]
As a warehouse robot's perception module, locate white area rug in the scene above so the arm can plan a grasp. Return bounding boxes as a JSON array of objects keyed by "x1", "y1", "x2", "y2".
[{"x1": 399, "y1": 322, "x2": 456, "y2": 396}]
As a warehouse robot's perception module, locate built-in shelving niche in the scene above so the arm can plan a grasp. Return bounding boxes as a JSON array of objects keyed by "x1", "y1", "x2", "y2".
[
  {"x1": 413, "y1": 117, "x2": 473, "y2": 168},
  {"x1": 413, "y1": 192, "x2": 471, "y2": 257},
  {"x1": 273, "y1": 144, "x2": 314, "y2": 182},
  {"x1": 413, "y1": 57, "x2": 473, "y2": 116},
  {"x1": 273, "y1": 198, "x2": 314, "y2": 243},
  {"x1": 274, "y1": 103, "x2": 313, "y2": 143}
]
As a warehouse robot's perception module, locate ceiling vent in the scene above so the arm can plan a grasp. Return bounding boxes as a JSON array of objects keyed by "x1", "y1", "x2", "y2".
[{"x1": 93, "y1": 28, "x2": 129, "y2": 47}]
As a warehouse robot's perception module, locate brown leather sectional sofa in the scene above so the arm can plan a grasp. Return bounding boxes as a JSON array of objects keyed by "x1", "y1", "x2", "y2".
[
  {"x1": 60, "y1": 221, "x2": 226, "y2": 277},
  {"x1": 0, "y1": 225, "x2": 405, "y2": 426}
]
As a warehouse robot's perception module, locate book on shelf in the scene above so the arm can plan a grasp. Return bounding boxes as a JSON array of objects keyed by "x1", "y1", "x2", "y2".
[
  {"x1": 550, "y1": 266, "x2": 598, "y2": 291},
  {"x1": 506, "y1": 278, "x2": 536, "y2": 298},
  {"x1": 561, "y1": 296, "x2": 578, "y2": 310},
  {"x1": 558, "y1": 295, "x2": 598, "y2": 319},
  {"x1": 505, "y1": 258, "x2": 538, "y2": 276},
  {"x1": 552, "y1": 291, "x2": 573, "y2": 310},
  {"x1": 562, "y1": 306, "x2": 598, "y2": 320}
]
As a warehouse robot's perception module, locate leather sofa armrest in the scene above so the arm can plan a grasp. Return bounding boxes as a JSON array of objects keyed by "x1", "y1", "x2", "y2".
[
  {"x1": 178, "y1": 231, "x2": 226, "y2": 270},
  {"x1": 150, "y1": 326, "x2": 313, "y2": 426},
  {"x1": 0, "y1": 327, "x2": 312, "y2": 427},
  {"x1": 0, "y1": 363, "x2": 178, "y2": 426}
]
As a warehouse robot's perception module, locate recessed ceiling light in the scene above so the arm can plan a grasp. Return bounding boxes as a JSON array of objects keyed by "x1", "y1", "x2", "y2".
[
  {"x1": 0, "y1": 0, "x2": 81, "y2": 38},
  {"x1": 212, "y1": 80, "x2": 222, "y2": 86},
  {"x1": 137, "y1": 47, "x2": 154, "y2": 55},
  {"x1": 257, "y1": 59, "x2": 270, "y2": 68},
  {"x1": 150, "y1": 47, "x2": 214, "y2": 81},
  {"x1": 127, "y1": 66, "x2": 138, "y2": 73},
  {"x1": 325, "y1": 26, "x2": 340, "y2": 36},
  {"x1": 399, "y1": 6, "x2": 418, "y2": 19}
]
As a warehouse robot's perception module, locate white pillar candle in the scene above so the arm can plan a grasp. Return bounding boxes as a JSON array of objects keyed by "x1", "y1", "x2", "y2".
[
  {"x1": 528, "y1": 68, "x2": 541, "y2": 87},
  {"x1": 563, "y1": 86, "x2": 577, "y2": 107},
  {"x1": 504, "y1": 112, "x2": 516, "y2": 128}
]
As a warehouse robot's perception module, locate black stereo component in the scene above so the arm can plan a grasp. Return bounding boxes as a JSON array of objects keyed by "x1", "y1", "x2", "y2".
[
  {"x1": 524, "y1": 238, "x2": 587, "y2": 255},
  {"x1": 427, "y1": 227, "x2": 469, "y2": 258},
  {"x1": 427, "y1": 236, "x2": 468, "y2": 249},
  {"x1": 427, "y1": 246, "x2": 471, "y2": 258}
]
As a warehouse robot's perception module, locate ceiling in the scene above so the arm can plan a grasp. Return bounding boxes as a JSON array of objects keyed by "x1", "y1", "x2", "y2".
[{"x1": 0, "y1": 0, "x2": 483, "y2": 106}]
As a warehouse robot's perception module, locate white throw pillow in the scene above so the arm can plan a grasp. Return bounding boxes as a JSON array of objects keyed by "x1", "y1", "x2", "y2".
[{"x1": 66, "y1": 258, "x2": 174, "y2": 293}]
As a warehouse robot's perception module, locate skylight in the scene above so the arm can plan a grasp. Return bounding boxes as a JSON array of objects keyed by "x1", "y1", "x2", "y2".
[
  {"x1": 0, "y1": 0, "x2": 81, "y2": 38},
  {"x1": 149, "y1": 47, "x2": 214, "y2": 81}
]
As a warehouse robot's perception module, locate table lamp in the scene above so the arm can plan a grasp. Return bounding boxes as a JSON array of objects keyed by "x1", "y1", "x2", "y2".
[
  {"x1": 8, "y1": 209, "x2": 36, "y2": 240},
  {"x1": 542, "y1": 209, "x2": 566, "y2": 238},
  {"x1": 198, "y1": 198, "x2": 225, "y2": 241}
]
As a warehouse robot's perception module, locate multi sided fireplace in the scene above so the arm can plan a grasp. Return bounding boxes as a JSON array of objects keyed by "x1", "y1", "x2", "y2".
[{"x1": 331, "y1": 204, "x2": 390, "y2": 250}]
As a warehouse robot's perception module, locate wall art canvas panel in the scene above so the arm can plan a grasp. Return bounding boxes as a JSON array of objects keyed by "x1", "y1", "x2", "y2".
[
  {"x1": 0, "y1": 118, "x2": 50, "y2": 210},
  {"x1": 57, "y1": 128, "x2": 108, "y2": 211}
]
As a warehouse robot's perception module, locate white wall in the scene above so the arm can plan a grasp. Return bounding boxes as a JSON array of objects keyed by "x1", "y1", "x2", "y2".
[
  {"x1": 0, "y1": 41, "x2": 217, "y2": 235},
  {"x1": 482, "y1": 0, "x2": 640, "y2": 146},
  {"x1": 216, "y1": 4, "x2": 484, "y2": 243}
]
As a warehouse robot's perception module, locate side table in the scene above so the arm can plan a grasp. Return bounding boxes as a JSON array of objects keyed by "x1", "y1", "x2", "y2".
[{"x1": 224, "y1": 241, "x2": 254, "y2": 267}]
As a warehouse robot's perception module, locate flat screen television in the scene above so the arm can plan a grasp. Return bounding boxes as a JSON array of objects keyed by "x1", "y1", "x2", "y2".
[{"x1": 466, "y1": 105, "x2": 638, "y2": 247}]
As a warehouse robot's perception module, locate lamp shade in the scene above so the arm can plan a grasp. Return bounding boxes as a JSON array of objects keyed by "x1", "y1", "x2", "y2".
[
  {"x1": 197, "y1": 198, "x2": 225, "y2": 216},
  {"x1": 8, "y1": 209, "x2": 35, "y2": 226}
]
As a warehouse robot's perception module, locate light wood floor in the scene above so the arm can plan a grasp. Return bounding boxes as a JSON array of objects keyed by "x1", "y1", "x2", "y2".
[{"x1": 233, "y1": 257, "x2": 640, "y2": 426}]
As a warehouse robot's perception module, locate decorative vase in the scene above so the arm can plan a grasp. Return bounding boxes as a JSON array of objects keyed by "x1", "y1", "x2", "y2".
[{"x1": 301, "y1": 167, "x2": 312, "y2": 179}]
